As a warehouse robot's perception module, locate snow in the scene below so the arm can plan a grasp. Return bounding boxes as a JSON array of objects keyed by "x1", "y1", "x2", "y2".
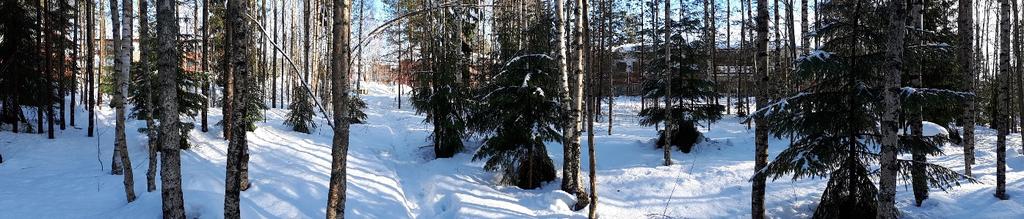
[
  {"x1": 921, "y1": 121, "x2": 949, "y2": 137},
  {"x1": 801, "y1": 50, "x2": 832, "y2": 62},
  {"x1": 1, "y1": 84, "x2": 1023, "y2": 218},
  {"x1": 898, "y1": 121, "x2": 950, "y2": 137}
]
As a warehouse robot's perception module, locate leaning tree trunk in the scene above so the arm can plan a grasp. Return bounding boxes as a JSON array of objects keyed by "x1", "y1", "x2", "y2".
[
  {"x1": 158, "y1": 0, "x2": 186, "y2": 216},
  {"x1": 113, "y1": 0, "x2": 138, "y2": 203},
  {"x1": 878, "y1": 0, "x2": 908, "y2": 216},
  {"x1": 995, "y1": 0, "x2": 1011, "y2": 201},
  {"x1": 958, "y1": 0, "x2": 975, "y2": 177},
  {"x1": 326, "y1": 0, "x2": 352, "y2": 218},
  {"x1": 752, "y1": 0, "x2": 770, "y2": 217},
  {"x1": 224, "y1": 0, "x2": 252, "y2": 217},
  {"x1": 109, "y1": 0, "x2": 124, "y2": 175}
]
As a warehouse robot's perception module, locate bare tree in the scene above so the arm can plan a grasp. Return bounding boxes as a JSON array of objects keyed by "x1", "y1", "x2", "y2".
[{"x1": 158, "y1": 0, "x2": 187, "y2": 216}]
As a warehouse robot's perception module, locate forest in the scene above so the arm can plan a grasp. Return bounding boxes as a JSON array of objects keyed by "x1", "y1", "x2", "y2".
[{"x1": 0, "y1": 0, "x2": 1022, "y2": 218}]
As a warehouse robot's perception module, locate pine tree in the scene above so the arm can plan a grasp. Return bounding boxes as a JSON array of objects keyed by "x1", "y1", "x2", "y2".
[
  {"x1": 638, "y1": 11, "x2": 724, "y2": 154},
  {"x1": 470, "y1": 0, "x2": 558, "y2": 190}
]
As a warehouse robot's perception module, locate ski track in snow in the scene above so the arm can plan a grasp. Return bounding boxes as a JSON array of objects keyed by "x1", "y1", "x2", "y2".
[{"x1": 1, "y1": 83, "x2": 1023, "y2": 218}]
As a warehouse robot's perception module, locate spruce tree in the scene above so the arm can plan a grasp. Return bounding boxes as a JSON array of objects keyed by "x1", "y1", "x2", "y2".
[
  {"x1": 469, "y1": 0, "x2": 558, "y2": 190},
  {"x1": 130, "y1": 34, "x2": 206, "y2": 150},
  {"x1": 410, "y1": 1, "x2": 475, "y2": 159},
  {"x1": 638, "y1": 13, "x2": 724, "y2": 154},
  {"x1": 347, "y1": 95, "x2": 367, "y2": 124},
  {"x1": 285, "y1": 85, "x2": 316, "y2": 133},
  {"x1": 0, "y1": 0, "x2": 43, "y2": 134},
  {"x1": 751, "y1": 0, "x2": 972, "y2": 217}
]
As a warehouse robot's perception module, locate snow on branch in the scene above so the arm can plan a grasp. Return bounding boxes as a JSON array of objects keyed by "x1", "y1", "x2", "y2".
[{"x1": 503, "y1": 54, "x2": 553, "y2": 68}]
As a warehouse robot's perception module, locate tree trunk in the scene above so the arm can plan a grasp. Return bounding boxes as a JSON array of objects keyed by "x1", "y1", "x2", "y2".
[
  {"x1": 224, "y1": 0, "x2": 252, "y2": 217},
  {"x1": 663, "y1": 0, "x2": 673, "y2": 167},
  {"x1": 201, "y1": 0, "x2": 209, "y2": 133},
  {"x1": 801, "y1": 0, "x2": 808, "y2": 53},
  {"x1": 995, "y1": 0, "x2": 1010, "y2": 201},
  {"x1": 305, "y1": 0, "x2": 311, "y2": 83},
  {"x1": 116, "y1": 0, "x2": 137, "y2": 202},
  {"x1": 1017, "y1": 0, "x2": 1024, "y2": 153},
  {"x1": 326, "y1": 0, "x2": 353, "y2": 218},
  {"x1": 908, "y1": 0, "x2": 929, "y2": 206},
  {"x1": 223, "y1": 0, "x2": 235, "y2": 140},
  {"x1": 752, "y1": 0, "x2": 770, "y2": 217},
  {"x1": 958, "y1": 0, "x2": 975, "y2": 177},
  {"x1": 98, "y1": 0, "x2": 106, "y2": 107},
  {"x1": 109, "y1": 0, "x2": 124, "y2": 175},
  {"x1": 878, "y1": 0, "x2": 909, "y2": 216},
  {"x1": 785, "y1": 0, "x2": 796, "y2": 68},
  {"x1": 272, "y1": 0, "x2": 278, "y2": 109},
  {"x1": 158, "y1": 0, "x2": 187, "y2": 216},
  {"x1": 560, "y1": 0, "x2": 589, "y2": 210},
  {"x1": 87, "y1": 0, "x2": 95, "y2": 138},
  {"x1": 587, "y1": 34, "x2": 599, "y2": 219},
  {"x1": 706, "y1": 0, "x2": 718, "y2": 109},
  {"x1": 140, "y1": 0, "x2": 158, "y2": 193}
]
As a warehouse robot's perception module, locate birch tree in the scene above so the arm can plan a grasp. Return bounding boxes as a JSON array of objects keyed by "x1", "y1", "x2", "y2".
[
  {"x1": 958, "y1": 0, "x2": 975, "y2": 178},
  {"x1": 109, "y1": 0, "x2": 124, "y2": 175},
  {"x1": 878, "y1": 0, "x2": 908, "y2": 215},
  {"x1": 560, "y1": 0, "x2": 588, "y2": 210},
  {"x1": 995, "y1": 0, "x2": 1010, "y2": 201}
]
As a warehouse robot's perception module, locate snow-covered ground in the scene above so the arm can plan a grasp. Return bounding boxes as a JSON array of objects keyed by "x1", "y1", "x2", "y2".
[{"x1": 1, "y1": 82, "x2": 1023, "y2": 218}]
